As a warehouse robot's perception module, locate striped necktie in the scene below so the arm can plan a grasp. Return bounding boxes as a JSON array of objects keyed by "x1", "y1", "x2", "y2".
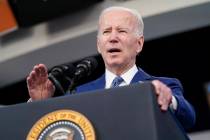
[{"x1": 111, "y1": 76, "x2": 124, "y2": 88}]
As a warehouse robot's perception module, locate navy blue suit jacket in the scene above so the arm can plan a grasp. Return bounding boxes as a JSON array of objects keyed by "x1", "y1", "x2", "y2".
[{"x1": 74, "y1": 68, "x2": 195, "y2": 130}]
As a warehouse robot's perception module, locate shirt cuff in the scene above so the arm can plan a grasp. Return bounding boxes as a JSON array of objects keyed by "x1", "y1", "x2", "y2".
[
  {"x1": 27, "y1": 98, "x2": 33, "y2": 102},
  {"x1": 170, "y1": 96, "x2": 178, "y2": 111}
]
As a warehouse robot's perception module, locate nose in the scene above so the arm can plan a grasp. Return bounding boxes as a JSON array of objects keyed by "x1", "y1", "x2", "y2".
[{"x1": 109, "y1": 30, "x2": 119, "y2": 43}]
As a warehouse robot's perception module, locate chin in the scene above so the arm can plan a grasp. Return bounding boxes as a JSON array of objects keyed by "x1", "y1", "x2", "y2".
[
  {"x1": 104, "y1": 55, "x2": 125, "y2": 65},
  {"x1": 107, "y1": 60, "x2": 124, "y2": 67}
]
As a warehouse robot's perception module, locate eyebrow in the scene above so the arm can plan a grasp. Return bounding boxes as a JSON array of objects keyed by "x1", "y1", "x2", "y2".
[
  {"x1": 102, "y1": 27, "x2": 129, "y2": 31},
  {"x1": 102, "y1": 27, "x2": 111, "y2": 30},
  {"x1": 117, "y1": 27, "x2": 129, "y2": 31}
]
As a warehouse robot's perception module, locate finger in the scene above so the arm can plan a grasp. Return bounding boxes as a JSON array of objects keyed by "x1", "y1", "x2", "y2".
[
  {"x1": 152, "y1": 80, "x2": 163, "y2": 104},
  {"x1": 38, "y1": 64, "x2": 48, "y2": 77},
  {"x1": 26, "y1": 76, "x2": 33, "y2": 88},
  {"x1": 37, "y1": 64, "x2": 49, "y2": 84},
  {"x1": 152, "y1": 80, "x2": 173, "y2": 111},
  {"x1": 161, "y1": 95, "x2": 171, "y2": 111},
  {"x1": 27, "y1": 71, "x2": 37, "y2": 88},
  {"x1": 34, "y1": 65, "x2": 41, "y2": 77},
  {"x1": 47, "y1": 80, "x2": 55, "y2": 96},
  {"x1": 159, "y1": 92, "x2": 172, "y2": 111},
  {"x1": 157, "y1": 92, "x2": 166, "y2": 107},
  {"x1": 30, "y1": 70, "x2": 37, "y2": 82},
  {"x1": 152, "y1": 80, "x2": 161, "y2": 95},
  {"x1": 39, "y1": 64, "x2": 48, "y2": 70},
  {"x1": 160, "y1": 103, "x2": 169, "y2": 111},
  {"x1": 157, "y1": 92, "x2": 168, "y2": 111}
]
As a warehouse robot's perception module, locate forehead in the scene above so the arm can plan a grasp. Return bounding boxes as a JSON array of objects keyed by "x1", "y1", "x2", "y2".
[{"x1": 99, "y1": 10, "x2": 136, "y2": 28}]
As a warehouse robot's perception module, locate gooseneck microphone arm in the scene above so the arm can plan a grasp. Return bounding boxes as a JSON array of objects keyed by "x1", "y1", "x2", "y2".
[
  {"x1": 68, "y1": 57, "x2": 98, "y2": 93},
  {"x1": 48, "y1": 57, "x2": 98, "y2": 96},
  {"x1": 48, "y1": 63, "x2": 76, "y2": 96}
]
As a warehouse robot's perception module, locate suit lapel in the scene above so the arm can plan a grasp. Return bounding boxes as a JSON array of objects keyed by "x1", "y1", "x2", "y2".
[
  {"x1": 92, "y1": 74, "x2": 106, "y2": 90},
  {"x1": 131, "y1": 68, "x2": 153, "y2": 84}
]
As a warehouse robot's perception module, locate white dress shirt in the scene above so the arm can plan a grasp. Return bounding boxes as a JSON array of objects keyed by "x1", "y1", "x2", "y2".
[{"x1": 105, "y1": 65, "x2": 138, "y2": 89}]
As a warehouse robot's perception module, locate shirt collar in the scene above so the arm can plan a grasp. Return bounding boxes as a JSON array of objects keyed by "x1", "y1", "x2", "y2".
[{"x1": 105, "y1": 65, "x2": 138, "y2": 88}]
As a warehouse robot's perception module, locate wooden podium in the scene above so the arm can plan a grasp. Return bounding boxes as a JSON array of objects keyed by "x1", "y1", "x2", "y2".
[{"x1": 0, "y1": 82, "x2": 189, "y2": 140}]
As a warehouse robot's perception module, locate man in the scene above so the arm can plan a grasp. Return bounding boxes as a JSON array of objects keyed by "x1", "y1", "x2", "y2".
[{"x1": 27, "y1": 6, "x2": 195, "y2": 130}]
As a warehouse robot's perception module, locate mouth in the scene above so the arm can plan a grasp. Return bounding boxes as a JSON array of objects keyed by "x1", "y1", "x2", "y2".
[{"x1": 107, "y1": 48, "x2": 122, "y2": 53}]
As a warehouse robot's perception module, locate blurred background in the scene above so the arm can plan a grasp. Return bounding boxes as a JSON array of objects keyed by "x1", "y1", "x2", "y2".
[{"x1": 0, "y1": 0, "x2": 210, "y2": 139}]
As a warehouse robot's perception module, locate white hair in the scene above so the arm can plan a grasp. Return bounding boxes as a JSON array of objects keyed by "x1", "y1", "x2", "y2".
[{"x1": 98, "y1": 6, "x2": 144, "y2": 36}]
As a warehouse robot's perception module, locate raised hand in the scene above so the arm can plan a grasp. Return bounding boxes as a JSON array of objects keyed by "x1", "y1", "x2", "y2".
[{"x1": 27, "y1": 64, "x2": 55, "y2": 101}]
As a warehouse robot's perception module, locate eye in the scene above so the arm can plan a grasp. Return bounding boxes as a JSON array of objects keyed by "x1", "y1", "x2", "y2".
[
  {"x1": 119, "y1": 30, "x2": 127, "y2": 33},
  {"x1": 103, "y1": 30, "x2": 110, "y2": 35}
]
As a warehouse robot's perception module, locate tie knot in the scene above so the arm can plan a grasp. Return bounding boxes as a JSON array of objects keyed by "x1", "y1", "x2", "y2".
[{"x1": 111, "y1": 76, "x2": 124, "y2": 88}]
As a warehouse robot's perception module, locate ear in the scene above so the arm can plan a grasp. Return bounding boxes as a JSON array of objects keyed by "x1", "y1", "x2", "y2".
[
  {"x1": 97, "y1": 38, "x2": 101, "y2": 54},
  {"x1": 136, "y1": 36, "x2": 144, "y2": 54}
]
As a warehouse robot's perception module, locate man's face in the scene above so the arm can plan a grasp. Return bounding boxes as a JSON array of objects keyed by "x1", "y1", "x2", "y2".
[{"x1": 97, "y1": 10, "x2": 144, "y2": 72}]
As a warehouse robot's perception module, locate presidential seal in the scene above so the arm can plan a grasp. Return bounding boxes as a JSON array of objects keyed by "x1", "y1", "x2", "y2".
[{"x1": 27, "y1": 110, "x2": 96, "y2": 140}]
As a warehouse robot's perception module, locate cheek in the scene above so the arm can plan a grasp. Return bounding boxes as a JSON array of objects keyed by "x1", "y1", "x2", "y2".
[
  {"x1": 126, "y1": 39, "x2": 140, "y2": 54},
  {"x1": 97, "y1": 38, "x2": 110, "y2": 54},
  {"x1": 98, "y1": 45, "x2": 105, "y2": 53},
  {"x1": 97, "y1": 39, "x2": 104, "y2": 53},
  {"x1": 123, "y1": 46, "x2": 139, "y2": 59}
]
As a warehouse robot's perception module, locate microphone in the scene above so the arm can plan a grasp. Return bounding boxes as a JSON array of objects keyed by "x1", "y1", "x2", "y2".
[
  {"x1": 48, "y1": 63, "x2": 76, "y2": 96},
  {"x1": 69, "y1": 57, "x2": 98, "y2": 92},
  {"x1": 73, "y1": 57, "x2": 98, "y2": 83},
  {"x1": 48, "y1": 57, "x2": 98, "y2": 95}
]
